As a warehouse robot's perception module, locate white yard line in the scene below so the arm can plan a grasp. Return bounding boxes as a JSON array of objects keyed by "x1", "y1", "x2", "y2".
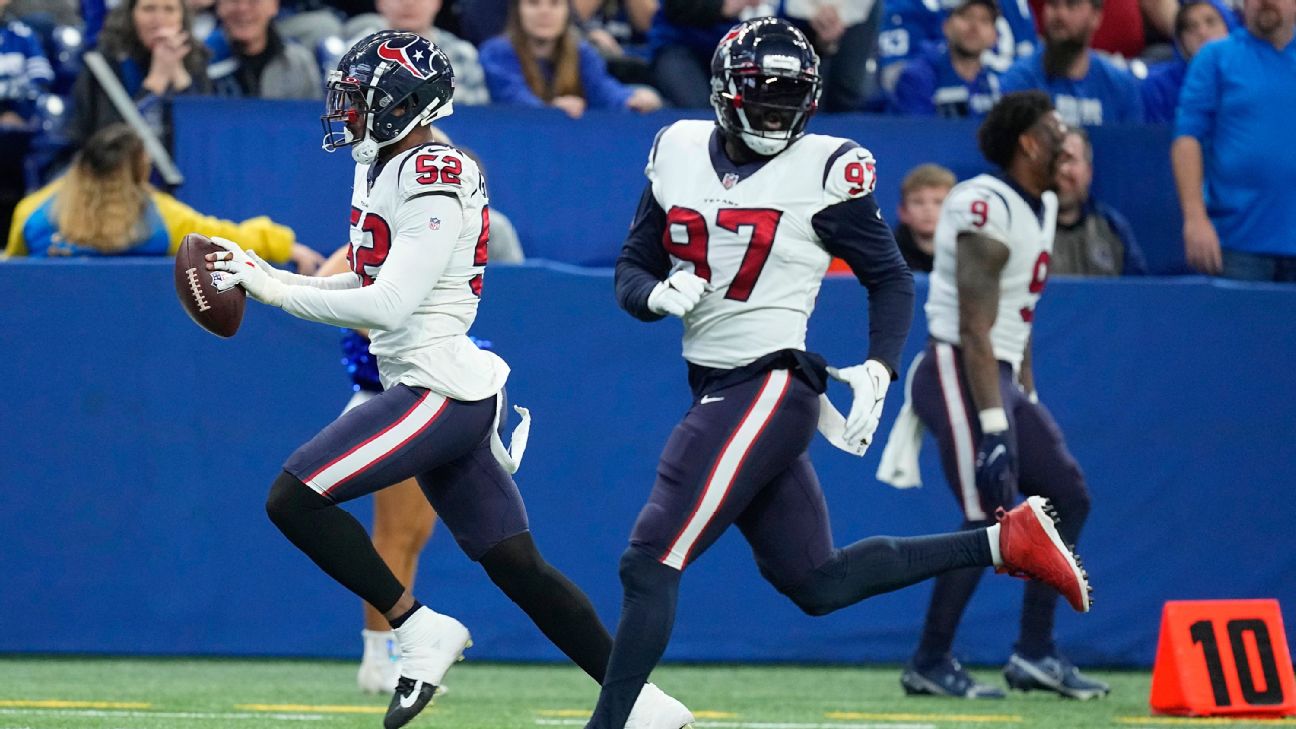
[
  {"x1": 534, "y1": 719, "x2": 937, "y2": 729},
  {"x1": 0, "y1": 708, "x2": 325, "y2": 722}
]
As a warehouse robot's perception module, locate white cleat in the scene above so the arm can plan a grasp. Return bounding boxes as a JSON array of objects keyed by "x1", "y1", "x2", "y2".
[
  {"x1": 384, "y1": 608, "x2": 471, "y2": 729},
  {"x1": 625, "y1": 682, "x2": 695, "y2": 729}
]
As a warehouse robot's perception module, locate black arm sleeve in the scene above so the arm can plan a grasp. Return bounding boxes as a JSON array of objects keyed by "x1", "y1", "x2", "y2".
[
  {"x1": 812, "y1": 195, "x2": 915, "y2": 377},
  {"x1": 615, "y1": 182, "x2": 671, "y2": 322},
  {"x1": 662, "y1": 0, "x2": 726, "y2": 27}
]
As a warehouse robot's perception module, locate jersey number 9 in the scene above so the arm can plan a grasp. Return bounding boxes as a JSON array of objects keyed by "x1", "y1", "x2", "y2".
[
  {"x1": 844, "y1": 160, "x2": 876, "y2": 197},
  {"x1": 1020, "y1": 251, "x2": 1050, "y2": 322}
]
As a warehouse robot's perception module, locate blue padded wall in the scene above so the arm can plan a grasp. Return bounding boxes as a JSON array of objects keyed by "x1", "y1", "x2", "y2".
[
  {"x1": 171, "y1": 100, "x2": 1183, "y2": 273},
  {"x1": 1, "y1": 261, "x2": 1292, "y2": 666}
]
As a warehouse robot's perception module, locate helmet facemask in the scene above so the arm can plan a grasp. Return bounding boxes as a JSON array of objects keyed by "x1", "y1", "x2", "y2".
[
  {"x1": 321, "y1": 72, "x2": 372, "y2": 158},
  {"x1": 715, "y1": 70, "x2": 821, "y2": 156},
  {"x1": 709, "y1": 18, "x2": 823, "y2": 157}
]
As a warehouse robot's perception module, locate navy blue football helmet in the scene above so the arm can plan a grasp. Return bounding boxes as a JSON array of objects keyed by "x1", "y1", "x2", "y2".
[
  {"x1": 710, "y1": 18, "x2": 822, "y2": 156},
  {"x1": 322, "y1": 31, "x2": 455, "y2": 164}
]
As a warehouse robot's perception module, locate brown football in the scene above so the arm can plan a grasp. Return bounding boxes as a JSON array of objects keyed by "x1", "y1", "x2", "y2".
[{"x1": 174, "y1": 233, "x2": 246, "y2": 338}]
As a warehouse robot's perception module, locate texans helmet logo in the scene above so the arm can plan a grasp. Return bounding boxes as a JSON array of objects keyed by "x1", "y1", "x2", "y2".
[{"x1": 377, "y1": 40, "x2": 428, "y2": 79}]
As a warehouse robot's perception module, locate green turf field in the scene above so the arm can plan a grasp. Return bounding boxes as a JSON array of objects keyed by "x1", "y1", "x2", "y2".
[{"x1": 0, "y1": 658, "x2": 1291, "y2": 729}]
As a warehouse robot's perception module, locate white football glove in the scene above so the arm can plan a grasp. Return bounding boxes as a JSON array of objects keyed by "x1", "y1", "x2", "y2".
[
  {"x1": 245, "y1": 247, "x2": 297, "y2": 283},
  {"x1": 827, "y1": 359, "x2": 892, "y2": 448},
  {"x1": 647, "y1": 269, "x2": 707, "y2": 318},
  {"x1": 210, "y1": 236, "x2": 287, "y2": 306}
]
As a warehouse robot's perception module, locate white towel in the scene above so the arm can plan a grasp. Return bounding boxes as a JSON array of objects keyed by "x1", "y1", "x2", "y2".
[
  {"x1": 489, "y1": 396, "x2": 531, "y2": 474},
  {"x1": 876, "y1": 353, "x2": 926, "y2": 488},
  {"x1": 817, "y1": 393, "x2": 869, "y2": 457}
]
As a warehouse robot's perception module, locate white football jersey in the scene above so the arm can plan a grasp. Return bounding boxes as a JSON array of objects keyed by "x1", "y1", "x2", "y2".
[
  {"x1": 349, "y1": 142, "x2": 509, "y2": 400},
  {"x1": 648, "y1": 120, "x2": 879, "y2": 369},
  {"x1": 925, "y1": 174, "x2": 1057, "y2": 366}
]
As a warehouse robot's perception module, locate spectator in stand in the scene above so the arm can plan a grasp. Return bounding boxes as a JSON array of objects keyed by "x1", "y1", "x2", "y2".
[
  {"x1": 783, "y1": 0, "x2": 885, "y2": 111},
  {"x1": 827, "y1": 161, "x2": 952, "y2": 276},
  {"x1": 344, "y1": 0, "x2": 489, "y2": 105},
  {"x1": 894, "y1": 163, "x2": 954, "y2": 273},
  {"x1": 1173, "y1": 0, "x2": 1296, "y2": 281},
  {"x1": 274, "y1": 0, "x2": 345, "y2": 50},
  {"x1": 70, "y1": 0, "x2": 211, "y2": 148},
  {"x1": 0, "y1": 0, "x2": 54, "y2": 234},
  {"x1": 890, "y1": 0, "x2": 1001, "y2": 117},
  {"x1": 480, "y1": 0, "x2": 661, "y2": 118},
  {"x1": 573, "y1": 0, "x2": 656, "y2": 85},
  {"x1": 0, "y1": 0, "x2": 54, "y2": 127},
  {"x1": 5, "y1": 123, "x2": 323, "y2": 272},
  {"x1": 1141, "y1": 0, "x2": 1232, "y2": 124},
  {"x1": 1052, "y1": 128, "x2": 1145, "y2": 275},
  {"x1": 9, "y1": 0, "x2": 80, "y2": 27},
  {"x1": 878, "y1": 0, "x2": 1037, "y2": 93},
  {"x1": 1028, "y1": 0, "x2": 1176, "y2": 59},
  {"x1": 207, "y1": 0, "x2": 322, "y2": 98},
  {"x1": 1000, "y1": 0, "x2": 1143, "y2": 125},
  {"x1": 646, "y1": 0, "x2": 764, "y2": 108}
]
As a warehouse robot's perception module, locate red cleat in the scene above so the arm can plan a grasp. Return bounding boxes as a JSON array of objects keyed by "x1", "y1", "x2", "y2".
[{"x1": 996, "y1": 496, "x2": 1092, "y2": 612}]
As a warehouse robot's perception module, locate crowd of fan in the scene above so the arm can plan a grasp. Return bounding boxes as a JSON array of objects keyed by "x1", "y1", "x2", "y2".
[{"x1": 0, "y1": 0, "x2": 1292, "y2": 279}]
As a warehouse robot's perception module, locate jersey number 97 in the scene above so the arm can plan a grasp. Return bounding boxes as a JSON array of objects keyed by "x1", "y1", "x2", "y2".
[{"x1": 664, "y1": 206, "x2": 784, "y2": 302}]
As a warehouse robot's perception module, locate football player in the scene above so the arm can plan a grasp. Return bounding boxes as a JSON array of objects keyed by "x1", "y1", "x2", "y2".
[
  {"x1": 885, "y1": 90, "x2": 1109, "y2": 699},
  {"x1": 585, "y1": 20, "x2": 1093, "y2": 729},
  {"x1": 205, "y1": 31, "x2": 691, "y2": 729},
  {"x1": 312, "y1": 241, "x2": 442, "y2": 696}
]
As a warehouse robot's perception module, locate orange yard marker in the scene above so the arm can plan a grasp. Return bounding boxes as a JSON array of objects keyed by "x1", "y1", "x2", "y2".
[{"x1": 1150, "y1": 599, "x2": 1296, "y2": 717}]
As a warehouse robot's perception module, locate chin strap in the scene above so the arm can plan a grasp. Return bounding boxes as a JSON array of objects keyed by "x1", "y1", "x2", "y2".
[
  {"x1": 352, "y1": 136, "x2": 379, "y2": 164},
  {"x1": 740, "y1": 129, "x2": 793, "y2": 156}
]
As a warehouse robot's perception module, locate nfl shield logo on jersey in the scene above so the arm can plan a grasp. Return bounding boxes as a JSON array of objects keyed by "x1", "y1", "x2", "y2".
[
  {"x1": 429, "y1": 217, "x2": 441, "y2": 230},
  {"x1": 722, "y1": 173, "x2": 739, "y2": 189}
]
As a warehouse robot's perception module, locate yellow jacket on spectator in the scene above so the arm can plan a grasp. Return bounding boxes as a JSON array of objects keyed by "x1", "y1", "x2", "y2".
[{"x1": 5, "y1": 179, "x2": 297, "y2": 262}]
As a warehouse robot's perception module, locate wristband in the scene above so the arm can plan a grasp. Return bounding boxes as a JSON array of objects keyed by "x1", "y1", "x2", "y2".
[{"x1": 979, "y1": 407, "x2": 1008, "y2": 433}]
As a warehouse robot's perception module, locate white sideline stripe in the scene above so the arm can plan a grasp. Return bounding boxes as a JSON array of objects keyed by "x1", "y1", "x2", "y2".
[
  {"x1": 0, "y1": 708, "x2": 323, "y2": 721},
  {"x1": 533, "y1": 716, "x2": 933, "y2": 721},
  {"x1": 934, "y1": 343, "x2": 984, "y2": 521},
  {"x1": 307, "y1": 391, "x2": 448, "y2": 493},
  {"x1": 661, "y1": 370, "x2": 789, "y2": 570}
]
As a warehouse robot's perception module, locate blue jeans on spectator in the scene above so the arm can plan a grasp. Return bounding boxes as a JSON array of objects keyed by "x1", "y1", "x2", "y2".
[
  {"x1": 1221, "y1": 249, "x2": 1296, "y2": 283},
  {"x1": 652, "y1": 44, "x2": 712, "y2": 109}
]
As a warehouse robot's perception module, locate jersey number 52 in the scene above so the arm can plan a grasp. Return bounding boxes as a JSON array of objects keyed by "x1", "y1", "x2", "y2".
[
  {"x1": 349, "y1": 206, "x2": 390, "y2": 286},
  {"x1": 663, "y1": 206, "x2": 783, "y2": 302},
  {"x1": 414, "y1": 153, "x2": 462, "y2": 186}
]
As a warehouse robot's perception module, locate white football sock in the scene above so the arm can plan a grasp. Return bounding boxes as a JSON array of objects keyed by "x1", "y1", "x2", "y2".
[
  {"x1": 361, "y1": 629, "x2": 397, "y2": 665},
  {"x1": 986, "y1": 524, "x2": 1003, "y2": 567}
]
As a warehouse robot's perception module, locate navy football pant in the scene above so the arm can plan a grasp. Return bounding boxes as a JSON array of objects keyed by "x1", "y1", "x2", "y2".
[
  {"x1": 283, "y1": 384, "x2": 529, "y2": 559},
  {"x1": 269, "y1": 385, "x2": 614, "y2": 682},
  {"x1": 909, "y1": 342, "x2": 1092, "y2": 663},
  {"x1": 587, "y1": 368, "x2": 995, "y2": 729}
]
